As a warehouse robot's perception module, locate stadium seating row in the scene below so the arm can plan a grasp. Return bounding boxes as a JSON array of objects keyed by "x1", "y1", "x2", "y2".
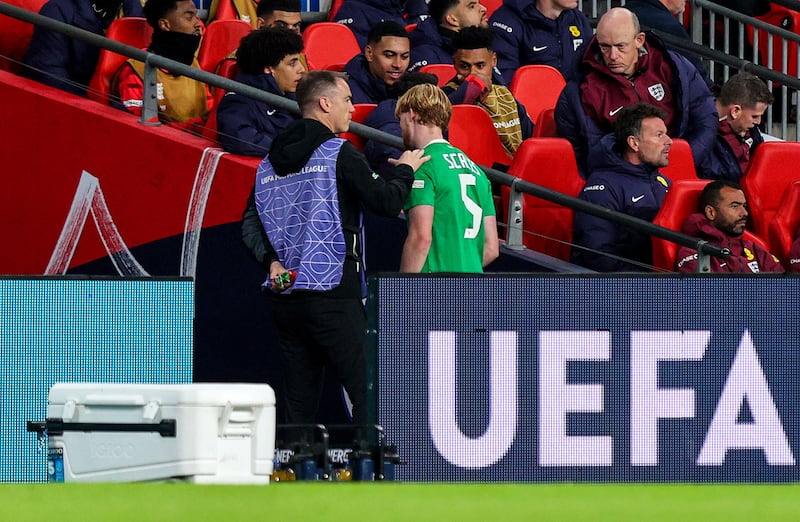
[
  {"x1": 4, "y1": 4, "x2": 800, "y2": 274},
  {"x1": 493, "y1": 136, "x2": 800, "y2": 272}
]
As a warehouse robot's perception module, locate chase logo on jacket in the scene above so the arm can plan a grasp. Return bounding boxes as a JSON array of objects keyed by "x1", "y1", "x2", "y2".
[{"x1": 492, "y1": 22, "x2": 512, "y2": 33}]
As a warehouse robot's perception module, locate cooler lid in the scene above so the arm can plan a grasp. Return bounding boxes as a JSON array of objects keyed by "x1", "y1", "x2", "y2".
[{"x1": 47, "y1": 383, "x2": 276, "y2": 407}]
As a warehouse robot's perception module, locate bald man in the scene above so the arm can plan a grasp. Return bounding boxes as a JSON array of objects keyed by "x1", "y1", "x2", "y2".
[{"x1": 555, "y1": 7, "x2": 717, "y2": 177}]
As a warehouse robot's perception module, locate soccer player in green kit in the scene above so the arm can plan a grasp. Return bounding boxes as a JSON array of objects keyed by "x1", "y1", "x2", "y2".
[{"x1": 397, "y1": 83, "x2": 499, "y2": 272}]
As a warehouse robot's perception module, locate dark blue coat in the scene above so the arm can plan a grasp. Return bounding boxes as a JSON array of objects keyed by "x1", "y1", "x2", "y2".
[
  {"x1": 696, "y1": 124, "x2": 764, "y2": 182},
  {"x1": 331, "y1": 0, "x2": 406, "y2": 50},
  {"x1": 571, "y1": 134, "x2": 672, "y2": 272},
  {"x1": 407, "y1": 18, "x2": 455, "y2": 72},
  {"x1": 343, "y1": 54, "x2": 390, "y2": 104},
  {"x1": 363, "y1": 98, "x2": 403, "y2": 178},
  {"x1": 488, "y1": 0, "x2": 591, "y2": 83},
  {"x1": 216, "y1": 72, "x2": 298, "y2": 157},
  {"x1": 556, "y1": 33, "x2": 718, "y2": 178},
  {"x1": 626, "y1": 0, "x2": 712, "y2": 87},
  {"x1": 23, "y1": 0, "x2": 143, "y2": 96}
]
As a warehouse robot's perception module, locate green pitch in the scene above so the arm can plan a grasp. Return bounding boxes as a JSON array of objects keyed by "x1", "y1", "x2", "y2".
[{"x1": 1, "y1": 483, "x2": 799, "y2": 521}]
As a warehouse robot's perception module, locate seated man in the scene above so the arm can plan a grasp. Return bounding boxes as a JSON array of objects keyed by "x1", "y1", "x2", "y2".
[
  {"x1": 343, "y1": 21, "x2": 410, "y2": 104},
  {"x1": 572, "y1": 103, "x2": 672, "y2": 272},
  {"x1": 408, "y1": 0, "x2": 488, "y2": 72},
  {"x1": 489, "y1": 0, "x2": 591, "y2": 82},
  {"x1": 256, "y1": 0, "x2": 302, "y2": 32},
  {"x1": 675, "y1": 180, "x2": 784, "y2": 273},
  {"x1": 363, "y1": 72, "x2": 440, "y2": 178},
  {"x1": 216, "y1": 27, "x2": 305, "y2": 157},
  {"x1": 626, "y1": 0, "x2": 712, "y2": 86},
  {"x1": 555, "y1": 7, "x2": 717, "y2": 177},
  {"x1": 331, "y1": 0, "x2": 406, "y2": 50},
  {"x1": 209, "y1": 0, "x2": 303, "y2": 29},
  {"x1": 22, "y1": 0, "x2": 143, "y2": 96},
  {"x1": 397, "y1": 84, "x2": 499, "y2": 272},
  {"x1": 114, "y1": 0, "x2": 212, "y2": 132},
  {"x1": 444, "y1": 26, "x2": 533, "y2": 156},
  {"x1": 697, "y1": 72, "x2": 773, "y2": 182}
]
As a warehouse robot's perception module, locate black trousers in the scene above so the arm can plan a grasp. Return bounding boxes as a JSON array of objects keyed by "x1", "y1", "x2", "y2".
[{"x1": 270, "y1": 294, "x2": 367, "y2": 425}]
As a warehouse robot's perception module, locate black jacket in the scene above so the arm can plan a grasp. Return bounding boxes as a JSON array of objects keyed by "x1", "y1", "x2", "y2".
[{"x1": 241, "y1": 118, "x2": 413, "y2": 298}]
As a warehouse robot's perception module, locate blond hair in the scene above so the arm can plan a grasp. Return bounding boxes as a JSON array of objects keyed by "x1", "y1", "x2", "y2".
[{"x1": 395, "y1": 84, "x2": 451, "y2": 131}]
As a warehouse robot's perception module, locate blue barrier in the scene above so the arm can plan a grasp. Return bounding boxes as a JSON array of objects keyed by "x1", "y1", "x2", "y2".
[{"x1": 0, "y1": 277, "x2": 194, "y2": 483}]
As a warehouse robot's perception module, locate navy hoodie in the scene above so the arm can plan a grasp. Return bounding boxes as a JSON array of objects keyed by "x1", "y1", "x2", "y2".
[
  {"x1": 488, "y1": 0, "x2": 591, "y2": 82},
  {"x1": 571, "y1": 134, "x2": 672, "y2": 272}
]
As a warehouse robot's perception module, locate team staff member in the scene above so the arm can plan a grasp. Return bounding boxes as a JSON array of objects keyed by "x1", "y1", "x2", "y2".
[
  {"x1": 676, "y1": 180, "x2": 784, "y2": 273},
  {"x1": 398, "y1": 84, "x2": 499, "y2": 272},
  {"x1": 241, "y1": 71, "x2": 429, "y2": 423}
]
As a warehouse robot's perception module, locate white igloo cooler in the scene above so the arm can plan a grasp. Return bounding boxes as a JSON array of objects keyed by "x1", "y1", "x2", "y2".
[{"x1": 43, "y1": 383, "x2": 275, "y2": 484}]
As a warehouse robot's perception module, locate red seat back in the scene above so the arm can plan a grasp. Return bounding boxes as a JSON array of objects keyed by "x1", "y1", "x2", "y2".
[
  {"x1": 482, "y1": 0, "x2": 503, "y2": 19},
  {"x1": 509, "y1": 64, "x2": 566, "y2": 123},
  {"x1": 768, "y1": 180, "x2": 800, "y2": 263},
  {"x1": 659, "y1": 138, "x2": 696, "y2": 182},
  {"x1": 419, "y1": 63, "x2": 456, "y2": 87},
  {"x1": 0, "y1": 0, "x2": 47, "y2": 74},
  {"x1": 328, "y1": 0, "x2": 345, "y2": 21},
  {"x1": 748, "y1": 7, "x2": 800, "y2": 77},
  {"x1": 500, "y1": 138, "x2": 583, "y2": 260},
  {"x1": 652, "y1": 179, "x2": 770, "y2": 271},
  {"x1": 202, "y1": 58, "x2": 240, "y2": 141},
  {"x1": 448, "y1": 104, "x2": 513, "y2": 169},
  {"x1": 741, "y1": 141, "x2": 800, "y2": 239},
  {"x1": 87, "y1": 17, "x2": 153, "y2": 105},
  {"x1": 652, "y1": 180, "x2": 710, "y2": 271},
  {"x1": 533, "y1": 107, "x2": 557, "y2": 137},
  {"x1": 303, "y1": 23, "x2": 360, "y2": 71},
  {"x1": 198, "y1": 19, "x2": 252, "y2": 73},
  {"x1": 340, "y1": 103, "x2": 377, "y2": 150}
]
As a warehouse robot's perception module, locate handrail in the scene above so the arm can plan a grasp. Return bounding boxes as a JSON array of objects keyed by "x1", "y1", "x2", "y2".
[
  {"x1": 649, "y1": 28, "x2": 800, "y2": 89},
  {"x1": 0, "y1": 0, "x2": 732, "y2": 267}
]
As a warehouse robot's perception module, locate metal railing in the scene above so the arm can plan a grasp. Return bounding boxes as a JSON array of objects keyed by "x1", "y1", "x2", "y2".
[{"x1": 0, "y1": 0, "x2": 731, "y2": 272}]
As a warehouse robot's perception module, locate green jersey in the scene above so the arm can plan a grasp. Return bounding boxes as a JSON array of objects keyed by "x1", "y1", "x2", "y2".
[{"x1": 404, "y1": 140, "x2": 496, "y2": 273}]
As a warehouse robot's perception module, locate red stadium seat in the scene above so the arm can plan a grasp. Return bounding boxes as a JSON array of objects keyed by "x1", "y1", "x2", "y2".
[
  {"x1": 741, "y1": 141, "x2": 800, "y2": 239},
  {"x1": 202, "y1": 58, "x2": 240, "y2": 141},
  {"x1": 303, "y1": 22, "x2": 360, "y2": 71},
  {"x1": 500, "y1": 138, "x2": 584, "y2": 260},
  {"x1": 340, "y1": 103, "x2": 377, "y2": 150},
  {"x1": 328, "y1": 0, "x2": 345, "y2": 21},
  {"x1": 768, "y1": 180, "x2": 800, "y2": 264},
  {"x1": 197, "y1": 19, "x2": 252, "y2": 74},
  {"x1": 652, "y1": 179, "x2": 771, "y2": 271},
  {"x1": 659, "y1": 138, "x2": 697, "y2": 182},
  {"x1": 0, "y1": 0, "x2": 47, "y2": 74},
  {"x1": 748, "y1": 7, "x2": 800, "y2": 77},
  {"x1": 87, "y1": 17, "x2": 152, "y2": 105},
  {"x1": 419, "y1": 63, "x2": 456, "y2": 87},
  {"x1": 533, "y1": 107, "x2": 557, "y2": 137},
  {"x1": 482, "y1": 0, "x2": 503, "y2": 19},
  {"x1": 448, "y1": 104, "x2": 513, "y2": 169},
  {"x1": 509, "y1": 64, "x2": 566, "y2": 124}
]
